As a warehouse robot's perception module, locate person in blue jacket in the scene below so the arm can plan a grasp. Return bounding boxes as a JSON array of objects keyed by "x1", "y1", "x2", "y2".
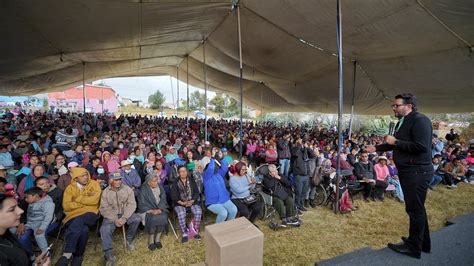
[{"x1": 203, "y1": 155, "x2": 237, "y2": 224}]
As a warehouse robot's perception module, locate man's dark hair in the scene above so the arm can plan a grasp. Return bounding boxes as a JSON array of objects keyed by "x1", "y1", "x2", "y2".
[
  {"x1": 395, "y1": 93, "x2": 418, "y2": 111},
  {"x1": 0, "y1": 177, "x2": 7, "y2": 184},
  {"x1": 25, "y1": 187, "x2": 43, "y2": 197}
]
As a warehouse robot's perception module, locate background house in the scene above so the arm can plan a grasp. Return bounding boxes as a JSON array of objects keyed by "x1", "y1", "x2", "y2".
[{"x1": 48, "y1": 85, "x2": 118, "y2": 113}]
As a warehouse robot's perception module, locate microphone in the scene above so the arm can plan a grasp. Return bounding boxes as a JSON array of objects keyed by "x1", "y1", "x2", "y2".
[{"x1": 388, "y1": 121, "x2": 395, "y2": 136}]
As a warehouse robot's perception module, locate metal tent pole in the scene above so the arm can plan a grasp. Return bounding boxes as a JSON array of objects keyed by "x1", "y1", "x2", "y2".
[
  {"x1": 176, "y1": 66, "x2": 180, "y2": 117},
  {"x1": 82, "y1": 62, "x2": 87, "y2": 139},
  {"x1": 202, "y1": 40, "x2": 208, "y2": 142},
  {"x1": 236, "y1": 2, "x2": 244, "y2": 159},
  {"x1": 186, "y1": 56, "x2": 190, "y2": 127},
  {"x1": 334, "y1": 0, "x2": 344, "y2": 214},
  {"x1": 348, "y1": 61, "x2": 357, "y2": 140}
]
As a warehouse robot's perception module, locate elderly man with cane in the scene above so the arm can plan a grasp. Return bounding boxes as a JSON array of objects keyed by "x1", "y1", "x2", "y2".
[{"x1": 100, "y1": 172, "x2": 141, "y2": 265}]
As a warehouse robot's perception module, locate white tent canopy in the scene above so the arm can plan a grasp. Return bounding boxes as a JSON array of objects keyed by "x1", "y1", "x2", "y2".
[{"x1": 1, "y1": 0, "x2": 473, "y2": 114}]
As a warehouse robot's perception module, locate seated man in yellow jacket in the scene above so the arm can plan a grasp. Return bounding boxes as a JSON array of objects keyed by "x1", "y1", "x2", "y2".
[{"x1": 56, "y1": 167, "x2": 101, "y2": 266}]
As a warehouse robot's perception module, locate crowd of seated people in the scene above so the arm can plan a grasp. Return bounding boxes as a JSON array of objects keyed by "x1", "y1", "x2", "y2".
[{"x1": 0, "y1": 109, "x2": 472, "y2": 266}]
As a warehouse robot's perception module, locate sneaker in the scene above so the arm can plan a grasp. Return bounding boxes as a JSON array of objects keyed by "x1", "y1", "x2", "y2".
[
  {"x1": 299, "y1": 206, "x2": 308, "y2": 212},
  {"x1": 181, "y1": 236, "x2": 189, "y2": 243},
  {"x1": 287, "y1": 217, "x2": 300, "y2": 225},
  {"x1": 470, "y1": 181, "x2": 474, "y2": 185},
  {"x1": 194, "y1": 234, "x2": 202, "y2": 240},
  {"x1": 105, "y1": 255, "x2": 117, "y2": 266},
  {"x1": 281, "y1": 218, "x2": 288, "y2": 227},
  {"x1": 126, "y1": 242, "x2": 135, "y2": 251},
  {"x1": 463, "y1": 179, "x2": 469, "y2": 183}
]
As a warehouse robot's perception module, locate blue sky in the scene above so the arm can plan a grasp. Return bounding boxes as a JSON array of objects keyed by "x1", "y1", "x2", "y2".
[{"x1": 97, "y1": 76, "x2": 215, "y2": 105}]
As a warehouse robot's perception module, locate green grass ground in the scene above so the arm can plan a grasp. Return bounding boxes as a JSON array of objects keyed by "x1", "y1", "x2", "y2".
[{"x1": 60, "y1": 182, "x2": 474, "y2": 265}]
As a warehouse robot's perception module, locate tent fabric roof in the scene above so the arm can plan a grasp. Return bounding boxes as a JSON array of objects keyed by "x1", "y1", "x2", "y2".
[{"x1": 1, "y1": 0, "x2": 473, "y2": 114}]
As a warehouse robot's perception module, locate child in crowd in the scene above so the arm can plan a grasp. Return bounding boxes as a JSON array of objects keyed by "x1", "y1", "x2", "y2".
[{"x1": 18, "y1": 187, "x2": 56, "y2": 260}]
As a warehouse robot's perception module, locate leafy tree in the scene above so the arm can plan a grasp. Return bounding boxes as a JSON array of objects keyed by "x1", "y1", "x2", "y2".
[
  {"x1": 210, "y1": 93, "x2": 225, "y2": 114},
  {"x1": 148, "y1": 90, "x2": 166, "y2": 110},
  {"x1": 189, "y1": 91, "x2": 206, "y2": 110}
]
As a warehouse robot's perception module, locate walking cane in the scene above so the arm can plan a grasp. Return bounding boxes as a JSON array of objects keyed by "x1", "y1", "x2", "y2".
[
  {"x1": 121, "y1": 203, "x2": 127, "y2": 252},
  {"x1": 122, "y1": 224, "x2": 127, "y2": 252}
]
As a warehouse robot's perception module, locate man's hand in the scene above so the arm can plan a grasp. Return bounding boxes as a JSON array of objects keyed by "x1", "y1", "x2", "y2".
[
  {"x1": 35, "y1": 250, "x2": 51, "y2": 266},
  {"x1": 149, "y1": 209, "x2": 162, "y2": 215},
  {"x1": 187, "y1": 200, "x2": 194, "y2": 207},
  {"x1": 16, "y1": 223, "x2": 26, "y2": 236},
  {"x1": 365, "y1": 145, "x2": 376, "y2": 153},
  {"x1": 385, "y1": 135, "x2": 397, "y2": 145},
  {"x1": 115, "y1": 218, "x2": 126, "y2": 227},
  {"x1": 35, "y1": 229, "x2": 45, "y2": 235}
]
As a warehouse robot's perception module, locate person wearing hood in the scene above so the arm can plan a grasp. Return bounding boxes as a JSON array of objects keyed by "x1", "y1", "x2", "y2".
[
  {"x1": 15, "y1": 154, "x2": 39, "y2": 182},
  {"x1": 17, "y1": 164, "x2": 49, "y2": 200},
  {"x1": 137, "y1": 173, "x2": 169, "y2": 251},
  {"x1": 165, "y1": 146, "x2": 179, "y2": 163},
  {"x1": 203, "y1": 156, "x2": 237, "y2": 224},
  {"x1": 18, "y1": 187, "x2": 57, "y2": 261},
  {"x1": 120, "y1": 160, "x2": 141, "y2": 197},
  {"x1": 56, "y1": 167, "x2": 101, "y2": 266},
  {"x1": 100, "y1": 172, "x2": 141, "y2": 265}
]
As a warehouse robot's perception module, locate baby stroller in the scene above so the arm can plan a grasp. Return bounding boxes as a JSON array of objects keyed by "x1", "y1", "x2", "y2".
[{"x1": 255, "y1": 164, "x2": 302, "y2": 230}]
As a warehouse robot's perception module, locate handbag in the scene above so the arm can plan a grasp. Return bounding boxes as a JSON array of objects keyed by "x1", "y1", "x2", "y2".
[{"x1": 242, "y1": 194, "x2": 258, "y2": 204}]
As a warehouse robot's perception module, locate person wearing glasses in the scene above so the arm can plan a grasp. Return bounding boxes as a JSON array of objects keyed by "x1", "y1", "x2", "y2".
[{"x1": 366, "y1": 94, "x2": 433, "y2": 259}]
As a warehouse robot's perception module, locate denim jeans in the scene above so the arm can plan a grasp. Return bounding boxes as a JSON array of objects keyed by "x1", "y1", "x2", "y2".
[
  {"x1": 207, "y1": 200, "x2": 238, "y2": 223},
  {"x1": 279, "y1": 159, "x2": 290, "y2": 177},
  {"x1": 294, "y1": 175, "x2": 309, "y2": 208},
  {"x1": 100, "y1": 213, "x2": 141, "y2": 252},
  {"x1": 18, "y1": 222, "x2": 59, "y2": 256},
  {"x1": 388, "y1": 177, "x2": 404, "y2": 201},
  {"x1": 429, "y1": 174, "x2": 443, "y2": 187},
  {"x1": 64, "y1": 212, "x2": 99, "y2": 256}
]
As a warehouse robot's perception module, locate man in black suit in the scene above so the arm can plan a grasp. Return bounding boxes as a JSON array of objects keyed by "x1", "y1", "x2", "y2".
[{"x1": 367, "y1": 93, "x2": 433, "y2": 259}]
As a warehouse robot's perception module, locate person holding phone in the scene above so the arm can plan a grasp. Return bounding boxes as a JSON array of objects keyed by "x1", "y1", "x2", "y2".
[{"x1": 0, "y1": 194, "x2": 50, "y2": 265}]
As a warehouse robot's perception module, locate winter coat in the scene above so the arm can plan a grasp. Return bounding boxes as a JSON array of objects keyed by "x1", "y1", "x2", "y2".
[
  {"x1": 100, "y1": 184, "x2": 137, "y2": 221},
  {"x1": 62, "y1": 167, "x2": 101, "y2": 223},
  {"x1": 26, "y1": 195, "x2": 55, "y2": 231},
  {"x1": 203, "y1": 159, "x2": 230, "y2": 206}
]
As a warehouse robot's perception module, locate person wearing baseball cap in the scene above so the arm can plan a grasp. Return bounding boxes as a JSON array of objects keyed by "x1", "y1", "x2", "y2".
[
  {"x1": 221, "y1": 147, "x2": 233, "y2": 165},
  {"x1": 120, "y1": 160, "x2": 141, "y2": 197},
  {"x1": 99, "y1": 172, "x2": 141, "y2": 264}
]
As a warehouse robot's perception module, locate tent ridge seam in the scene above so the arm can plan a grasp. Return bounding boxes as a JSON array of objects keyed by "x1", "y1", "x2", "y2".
[
  {"x1": 416, "y1": 0, "x2": 472, "y2": 50},
  {"x1": 242, "y1": 5, "x2": 354, "y2": 62}
]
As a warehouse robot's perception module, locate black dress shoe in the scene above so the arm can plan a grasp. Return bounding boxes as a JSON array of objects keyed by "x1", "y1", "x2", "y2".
[
  {"x1": 55, "y1": 256, "x2": 70, "y2": 266},
  {"x1": 401, "y1": 236, "x2": 431, "y2": 253},
  {"x1": 387, "y1": 243, "x2": 421, "y2": 259}
]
